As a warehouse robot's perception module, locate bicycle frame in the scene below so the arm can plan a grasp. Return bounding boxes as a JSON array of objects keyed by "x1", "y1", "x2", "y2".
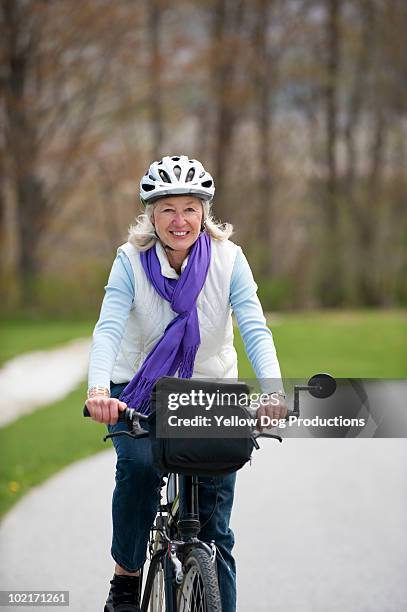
[{"x1": 141, "y1": 473, "x2": 218, "y2": 612}]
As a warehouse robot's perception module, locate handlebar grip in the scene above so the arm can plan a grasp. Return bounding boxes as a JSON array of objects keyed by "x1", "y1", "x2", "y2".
[
  {"x1": 117, "y1": 410, "x2": 129, "y2": 422},
  {"x1": 83, "y1": 404, "x2": 129, "y2": 423},
  {"x1": 83, "y1": 404, "x2": 135, "y2": 424}
]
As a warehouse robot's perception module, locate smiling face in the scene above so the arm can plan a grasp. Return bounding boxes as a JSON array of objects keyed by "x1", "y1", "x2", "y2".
[{"x1": 153, "y1": 195, "x2": 203, "y2": 254}]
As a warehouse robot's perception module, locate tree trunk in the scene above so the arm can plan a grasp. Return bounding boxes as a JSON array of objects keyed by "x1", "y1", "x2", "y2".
[
  {"x1": 319, "y1": 0, "x2": 342, "y2": 305},
  {"x1": 342, "y1": 1, "x2": 375, "y2": 304},
  {"x1": 16, "y1": 175, "x2": 48, "y2": 298},
  {"x1": 211, "y1": 0, "x2": 246, "y2": 222},
  {"x1": 325, "y1": 0, "x2": 339, "y2": 232},
  {"x1": 358, "y1": 106, "x2": 387, "y2": 304},
  {"x1": 0, "y1": 140, "x2": 5, "y2": 274},
  {"x1": 2, "y1": 0, "x2": 45, "y2": 304},
  {"x1": 253, "y1": 0, "x2": 275, "y2": 277},
  {"x1": 147, "y1": 0, "x2": 163, "y2": 160},
  {"x1": 344, "y1": 1, "x2": 374, "y2": 193}
]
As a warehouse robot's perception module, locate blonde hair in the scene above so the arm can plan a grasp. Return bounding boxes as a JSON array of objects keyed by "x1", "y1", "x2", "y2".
[{"x1": 128, "y1": 200, "x2": 233, "y2": 251}]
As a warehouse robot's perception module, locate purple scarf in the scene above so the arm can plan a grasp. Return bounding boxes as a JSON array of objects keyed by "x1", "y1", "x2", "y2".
[{"x1": 119, "y1": 232, "x2": 211, "y2": 414}]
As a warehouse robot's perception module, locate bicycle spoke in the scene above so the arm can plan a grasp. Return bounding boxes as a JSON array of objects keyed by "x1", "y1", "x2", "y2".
[
  {"x1": 146, "y1": 558, "x2": 167, "y2": 612},
  {"x1": 179, "y1": 565, "x2": 209, "y2": 612},
  {"x1": 193, "y1": 572, "x2": 204, "y2": 612}
]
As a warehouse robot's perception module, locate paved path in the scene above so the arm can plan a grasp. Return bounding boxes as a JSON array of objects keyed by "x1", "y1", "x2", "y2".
[
  {"x1": 0, "y1": 341, "x2": 406, "y2": 610},
  {"x1": 1, "y1": 439, "x2": 406, "y2": 611},
  {"x1": 0, "y1": 339, "x2": 91, "y2": 427}
]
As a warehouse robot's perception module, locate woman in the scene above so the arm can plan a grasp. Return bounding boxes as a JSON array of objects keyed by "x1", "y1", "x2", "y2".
[{"x1": 86, "y1": 155, "x2": 286, "y2": 612}]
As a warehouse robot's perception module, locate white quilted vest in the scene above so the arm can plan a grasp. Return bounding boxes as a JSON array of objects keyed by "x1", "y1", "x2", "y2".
[{"x1": 111, "y1": 238, "x2": 240, "y2": 383}]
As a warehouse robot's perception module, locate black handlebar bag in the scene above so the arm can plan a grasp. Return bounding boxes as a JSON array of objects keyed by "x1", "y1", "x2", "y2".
[{"x1": 148, "y1": 377, "x2": 257, "y2": 477}]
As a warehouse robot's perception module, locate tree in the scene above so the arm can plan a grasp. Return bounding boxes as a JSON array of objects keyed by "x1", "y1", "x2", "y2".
[
  {"x1": 1, "y1": 0, "x2": 139, "y2": 303},
  {"x1": 252, "y1": 0, "x2": 275, "y2": 276},
  {"x1": 319, "y1": 0, "x2": 343, "y2": 305},
  {"x1": 210, "y1": 0, "x2": 249, "y2": 221},
  {"x1": 147, "y1": 0, "x2": 164, "y2": 159}
]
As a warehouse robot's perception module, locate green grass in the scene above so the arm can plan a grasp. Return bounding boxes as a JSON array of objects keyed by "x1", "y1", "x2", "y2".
[
  {"x1": 1, "y1": 309, "x2": 406, "y2": 518},
  {"x1": 236, "y1": 309, "x2": 407, "y2": 378},
  {"x1": 0, "y1": 319, "x2": 94, "y2": 365},
  {"x1": 0, "y1": 382, "x2": 107, "y2": 517}
]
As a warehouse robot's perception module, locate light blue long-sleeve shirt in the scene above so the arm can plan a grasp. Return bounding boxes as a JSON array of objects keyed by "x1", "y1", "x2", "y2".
[{"x1": 88, "y1": 247, "x2": 283, "y2": 392}]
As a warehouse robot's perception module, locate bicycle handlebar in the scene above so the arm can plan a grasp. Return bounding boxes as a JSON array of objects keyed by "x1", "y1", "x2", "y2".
[
  {"x1": 83, "y1": 402, "x2": 299, "y2": 445},
  {"x1": 83, "y1": 404, "x2": 150, "y2": 441},
  {"x1": 83, "y1": 405, "x2": 297, "y2": 422},
  {"x1": 83, "y1": 405, "x2": 143, "y2": 421},
  {"x1": 83, "y1": 374, "x2": 336, "y2": 444}
]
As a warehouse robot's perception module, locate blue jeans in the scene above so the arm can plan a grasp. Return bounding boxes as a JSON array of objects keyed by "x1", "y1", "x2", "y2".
[{"x1": 108, "y1": 383, "x2": 237, "y2": 612}]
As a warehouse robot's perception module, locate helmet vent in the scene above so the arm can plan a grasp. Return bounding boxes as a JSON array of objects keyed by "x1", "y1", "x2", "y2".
[
  {"x1": 186, "y1": 168, "x2": 195, "y2": 182},
  {"x1": 159, "y1": 170, "x2": 171, "y2": 183},
  {"x1": 141, "y1": 157, "x2": 214, "y2": 204}
]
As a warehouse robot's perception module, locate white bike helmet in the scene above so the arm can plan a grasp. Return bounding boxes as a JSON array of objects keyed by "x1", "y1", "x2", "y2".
[{"x1": 140, "y1": 155, "x2": 215, "y2": 205}]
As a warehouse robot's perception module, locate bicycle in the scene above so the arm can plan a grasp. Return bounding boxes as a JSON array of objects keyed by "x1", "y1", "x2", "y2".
[{"x1": 84, "y1": 373, "x2": 336, "y2": 611}]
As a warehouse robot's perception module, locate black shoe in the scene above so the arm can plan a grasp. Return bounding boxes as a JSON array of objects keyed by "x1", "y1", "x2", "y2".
[{"x1": 104, "y1": 574, "x2": 141, "y2": 612}]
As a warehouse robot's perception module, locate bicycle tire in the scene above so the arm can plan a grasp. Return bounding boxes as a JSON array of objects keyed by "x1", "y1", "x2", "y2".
[
  {"x1": 142, "y1": 552, "x2": 171, "y2": 612},
  {"x1": 177, "y1": 548, "x2": 221, "y2": 612}
]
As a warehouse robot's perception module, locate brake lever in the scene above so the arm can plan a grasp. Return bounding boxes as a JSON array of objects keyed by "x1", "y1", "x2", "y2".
[
  {"x1": 104, "y1": 411, "x2": 149, "y2": 442},
  {"x1": 251, "y1": 407, "x2": 300, "y2": 444},
  {"x1": 104, "y1": 430, "x2": 149, "y2": 441},
  {"x1": 253, "y1": 432, "x2": 283, "y2": 443}
]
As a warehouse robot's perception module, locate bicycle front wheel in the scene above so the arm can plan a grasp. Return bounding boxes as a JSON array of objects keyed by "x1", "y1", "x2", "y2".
[
  {"x1": 142, "y1": 553, "x2": 170, "y2": 612},
  {"x1": 178, "y1": 548, "x2": 221, "y2": 612}
]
